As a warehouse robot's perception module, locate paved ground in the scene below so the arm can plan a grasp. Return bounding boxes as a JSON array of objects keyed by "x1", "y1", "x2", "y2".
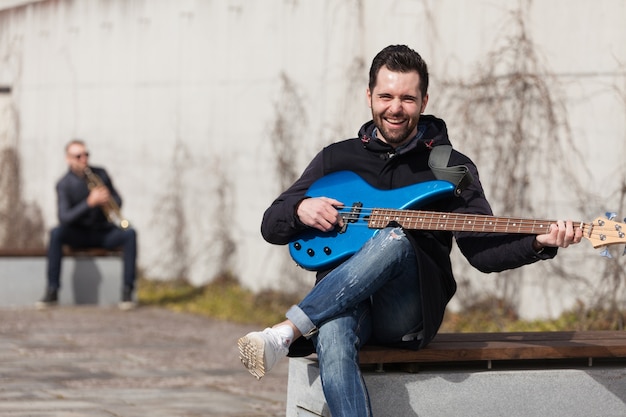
[{"x1": 0, "y1": 306, "x2": 290, "y2": 416}]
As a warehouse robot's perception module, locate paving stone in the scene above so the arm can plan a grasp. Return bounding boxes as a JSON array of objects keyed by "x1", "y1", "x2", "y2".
[{"x1": 0, "y1": 306, "x2": 288, "y2": 416}]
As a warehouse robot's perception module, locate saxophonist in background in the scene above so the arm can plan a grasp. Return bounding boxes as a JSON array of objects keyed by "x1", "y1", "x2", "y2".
[{"x1": 37, "y1": 139, "x2": 138, "y2": 310}]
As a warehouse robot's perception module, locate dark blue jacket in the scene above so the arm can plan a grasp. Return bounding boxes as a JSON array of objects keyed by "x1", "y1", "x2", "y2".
[
  {"x1": 56, "y1": 166, "x2": 122, "y2": 230},
  {"x1": 261, "y1": 115, "x2": 556, "y2": 349}
]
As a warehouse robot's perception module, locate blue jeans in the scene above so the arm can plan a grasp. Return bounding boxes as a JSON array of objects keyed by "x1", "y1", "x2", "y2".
[
  {"x1": 286, "y1": 227, "x2": 423, "y2": 417},
  {"x1": 46, "y1": 225, "x2": 138, "y2": 291}
]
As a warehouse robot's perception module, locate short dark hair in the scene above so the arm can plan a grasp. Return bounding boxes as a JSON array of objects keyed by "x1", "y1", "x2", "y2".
[{"x1": 368, "y1": 45, "x2": 429, "y2": 98}]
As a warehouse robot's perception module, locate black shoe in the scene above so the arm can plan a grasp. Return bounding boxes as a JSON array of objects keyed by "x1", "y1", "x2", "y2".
[
  {"x1": 35, "y1": 288, "x2": 58, "y2": 309},
  {"x1": 119, "y1": 287, "x2": 136, "y2": 310}
]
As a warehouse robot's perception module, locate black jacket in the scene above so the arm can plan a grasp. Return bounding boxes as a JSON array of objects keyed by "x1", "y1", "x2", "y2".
[
  {"x1": 261, "y1": 115, "x2": 556, "y2": 349},
  {"x1": 56, "y1": 166, "x2": 122, "y2": 230}
]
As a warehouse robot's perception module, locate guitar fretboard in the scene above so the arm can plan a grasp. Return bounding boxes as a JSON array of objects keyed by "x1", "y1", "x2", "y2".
[{"x1": 369, "y1": 209, "x2": 558, "y2": 234}]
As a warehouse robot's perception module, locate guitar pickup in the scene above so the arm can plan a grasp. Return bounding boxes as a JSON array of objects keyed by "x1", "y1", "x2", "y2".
[{"x1": 338, "y1": 202, "x2": 363, "y2": 233}]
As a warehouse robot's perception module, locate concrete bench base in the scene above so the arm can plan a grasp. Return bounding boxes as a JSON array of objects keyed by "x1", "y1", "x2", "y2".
[
  {"x1": 287, "y1": 357, "x2": 626, "y2": 417},
  {"x1": 0, "y1": 255, "x2": 123, "y2": 307}
]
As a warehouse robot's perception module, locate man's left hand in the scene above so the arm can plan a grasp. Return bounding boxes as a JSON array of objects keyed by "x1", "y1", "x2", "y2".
[{"x1": 534, "y1": 220, "x2": 583, "y2": 250}]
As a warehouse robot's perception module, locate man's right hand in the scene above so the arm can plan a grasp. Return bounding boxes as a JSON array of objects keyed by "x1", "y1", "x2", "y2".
[
  {"x1": 296, "y1": 197, "x2": 345, "y2": 232},
  {"x1": 87, "y1": 186, "x2": 110, "y2": 208}
]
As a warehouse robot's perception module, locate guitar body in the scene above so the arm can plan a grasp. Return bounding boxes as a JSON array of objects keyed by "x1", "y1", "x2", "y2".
[{"x1": 289, "y1": 171, "x2": 455, "y2": 271}]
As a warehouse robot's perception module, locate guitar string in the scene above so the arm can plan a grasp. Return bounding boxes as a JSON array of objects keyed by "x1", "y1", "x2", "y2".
[
  {"x1": 334, "y1": 207, "x2": 623, "y2": 239},
  {"x1": 337, "y1": 215, "x2": 618, "y2": 240},
  {"x1": 337, "y1": 206, "x2": 560, "y2": 226}
]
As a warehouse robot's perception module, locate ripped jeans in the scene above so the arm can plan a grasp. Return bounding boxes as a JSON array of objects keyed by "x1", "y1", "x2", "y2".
[{"x1": 286, "y1": 227, "x2": 423, "y2": 417}]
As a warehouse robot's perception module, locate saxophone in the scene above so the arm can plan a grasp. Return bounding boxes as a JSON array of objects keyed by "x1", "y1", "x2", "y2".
[{"x1": 84, "y1": 167, "x2": 130, "y2": 229}]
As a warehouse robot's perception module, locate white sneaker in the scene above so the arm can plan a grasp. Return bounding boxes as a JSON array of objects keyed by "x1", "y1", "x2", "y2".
[{"x1": 238, "y1": 327, "x2": 289, "y2": 379}]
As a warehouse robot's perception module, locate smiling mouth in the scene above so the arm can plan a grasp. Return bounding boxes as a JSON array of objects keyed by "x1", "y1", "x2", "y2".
[{"x1": 385, "y1": 118, "x2": 406, "y2": 127}]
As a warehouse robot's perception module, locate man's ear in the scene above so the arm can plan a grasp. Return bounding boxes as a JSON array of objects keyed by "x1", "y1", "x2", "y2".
[
  {"x1": 366, "y1": 87, "x2": 372, "y2": 108},
  {"x1": 421, "y1": 93, "x2": 429, "y2": 113}
]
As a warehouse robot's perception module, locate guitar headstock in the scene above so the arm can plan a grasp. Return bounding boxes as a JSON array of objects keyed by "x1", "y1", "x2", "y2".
[{"x1": 586, "y1": 213, "x2": 626, "y2": 256}]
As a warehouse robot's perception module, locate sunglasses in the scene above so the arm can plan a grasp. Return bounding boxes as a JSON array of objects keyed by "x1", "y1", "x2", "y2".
[{"x1": 70, "y1": 152, "x2": 90, "y2": 159}]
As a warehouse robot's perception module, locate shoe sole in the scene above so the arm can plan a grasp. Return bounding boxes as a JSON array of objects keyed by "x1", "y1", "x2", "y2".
[
  {"x1": 118, "y1": 301, "x2": 137, "y2": 311},
  {"x1": 35, "y1": 301, "x2": 57, "y2": 310},
  {"x1": 238, "y1": 334, "x2": 266, "y2": 380}
]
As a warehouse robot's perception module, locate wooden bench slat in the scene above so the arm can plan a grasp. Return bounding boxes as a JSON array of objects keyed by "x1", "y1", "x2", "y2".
[
  {"x1": 430, "y1": 331, "x2": 626, "y2": 343},
  {"x1": 358, "y1": 331, "x2": 626, "y2": 365},
  {"x1": 63, "y1": 247, "x2": 122, "y2": 257},
  {"x1": 0, "y1": 247, "x2": 122, "y2": 257},
  {"x1": 0, "y1": 248, "x2": 47, "y2": 257}
]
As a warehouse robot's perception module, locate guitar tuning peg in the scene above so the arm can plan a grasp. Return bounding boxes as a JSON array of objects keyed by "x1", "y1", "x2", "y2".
[
  {"x1": 600, "y1": 247, "x2": 613, "y2": 258},
  {"x1": 605, "y1": 212, "x2": 617, "y2": 220}
]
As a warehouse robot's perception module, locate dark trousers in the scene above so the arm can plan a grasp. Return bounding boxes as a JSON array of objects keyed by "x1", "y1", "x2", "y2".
[{"x1": 46, "y1": 225, "x2": 137, "y2": 291}]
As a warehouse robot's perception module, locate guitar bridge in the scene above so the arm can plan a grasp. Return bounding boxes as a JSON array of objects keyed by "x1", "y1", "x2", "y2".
[{"x1": 338, "y1": 202, "x2": 363, "y2": 233}]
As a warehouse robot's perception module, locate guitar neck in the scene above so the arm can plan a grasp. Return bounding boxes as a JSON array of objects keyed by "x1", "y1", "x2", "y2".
[{"x1": 368, "y1": 208, "x2": 579, "y2": 235}]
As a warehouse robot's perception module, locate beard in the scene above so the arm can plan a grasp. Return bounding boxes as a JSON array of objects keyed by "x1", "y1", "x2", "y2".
[{"x1": 374, "y1": 114, "x2": 418, "y2": 147}]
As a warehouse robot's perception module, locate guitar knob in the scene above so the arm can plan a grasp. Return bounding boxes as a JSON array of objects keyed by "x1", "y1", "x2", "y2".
[
  {"x1": 306, "y1": 248, "x2": 315, "y2": 257},
  {"x1": 323, "y1": 247, "x2": 332, "y2": 255}
]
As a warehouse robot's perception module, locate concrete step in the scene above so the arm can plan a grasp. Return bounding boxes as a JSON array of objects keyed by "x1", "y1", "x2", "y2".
[
  {"x1": 287, "y1": 357, "x2": 626, "y2": 417},
  {"x1": 0, "y1": 256, "x2": 124, "y2": 307}
]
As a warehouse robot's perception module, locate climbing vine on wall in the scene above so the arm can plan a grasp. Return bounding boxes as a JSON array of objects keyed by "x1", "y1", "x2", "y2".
[
  {"x1": 437, "y1": 3, "x2": 626, "y2": 324},
  {"x1": 0, "y1": 147, "x2": 45, "y2": 249}
]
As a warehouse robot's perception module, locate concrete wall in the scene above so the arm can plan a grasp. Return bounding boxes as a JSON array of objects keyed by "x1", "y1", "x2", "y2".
[{"x1": 0, "y1": 0, "x2": 624, "y2": 319}]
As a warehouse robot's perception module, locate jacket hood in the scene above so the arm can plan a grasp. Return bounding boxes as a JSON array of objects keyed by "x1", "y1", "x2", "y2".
[{"x1": 357, "y1": 114, "x2": 452, "y2": 155}]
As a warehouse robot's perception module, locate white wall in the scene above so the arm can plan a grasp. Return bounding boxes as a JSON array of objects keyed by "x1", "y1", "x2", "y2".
[{"x1": 0, "y1": 0, "x2": 624, "y2": 319}]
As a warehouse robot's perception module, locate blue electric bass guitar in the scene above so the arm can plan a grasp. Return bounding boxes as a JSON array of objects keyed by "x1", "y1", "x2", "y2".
[{"x1": 288, "y1": 171, "x2": 626, "y2": 271}]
